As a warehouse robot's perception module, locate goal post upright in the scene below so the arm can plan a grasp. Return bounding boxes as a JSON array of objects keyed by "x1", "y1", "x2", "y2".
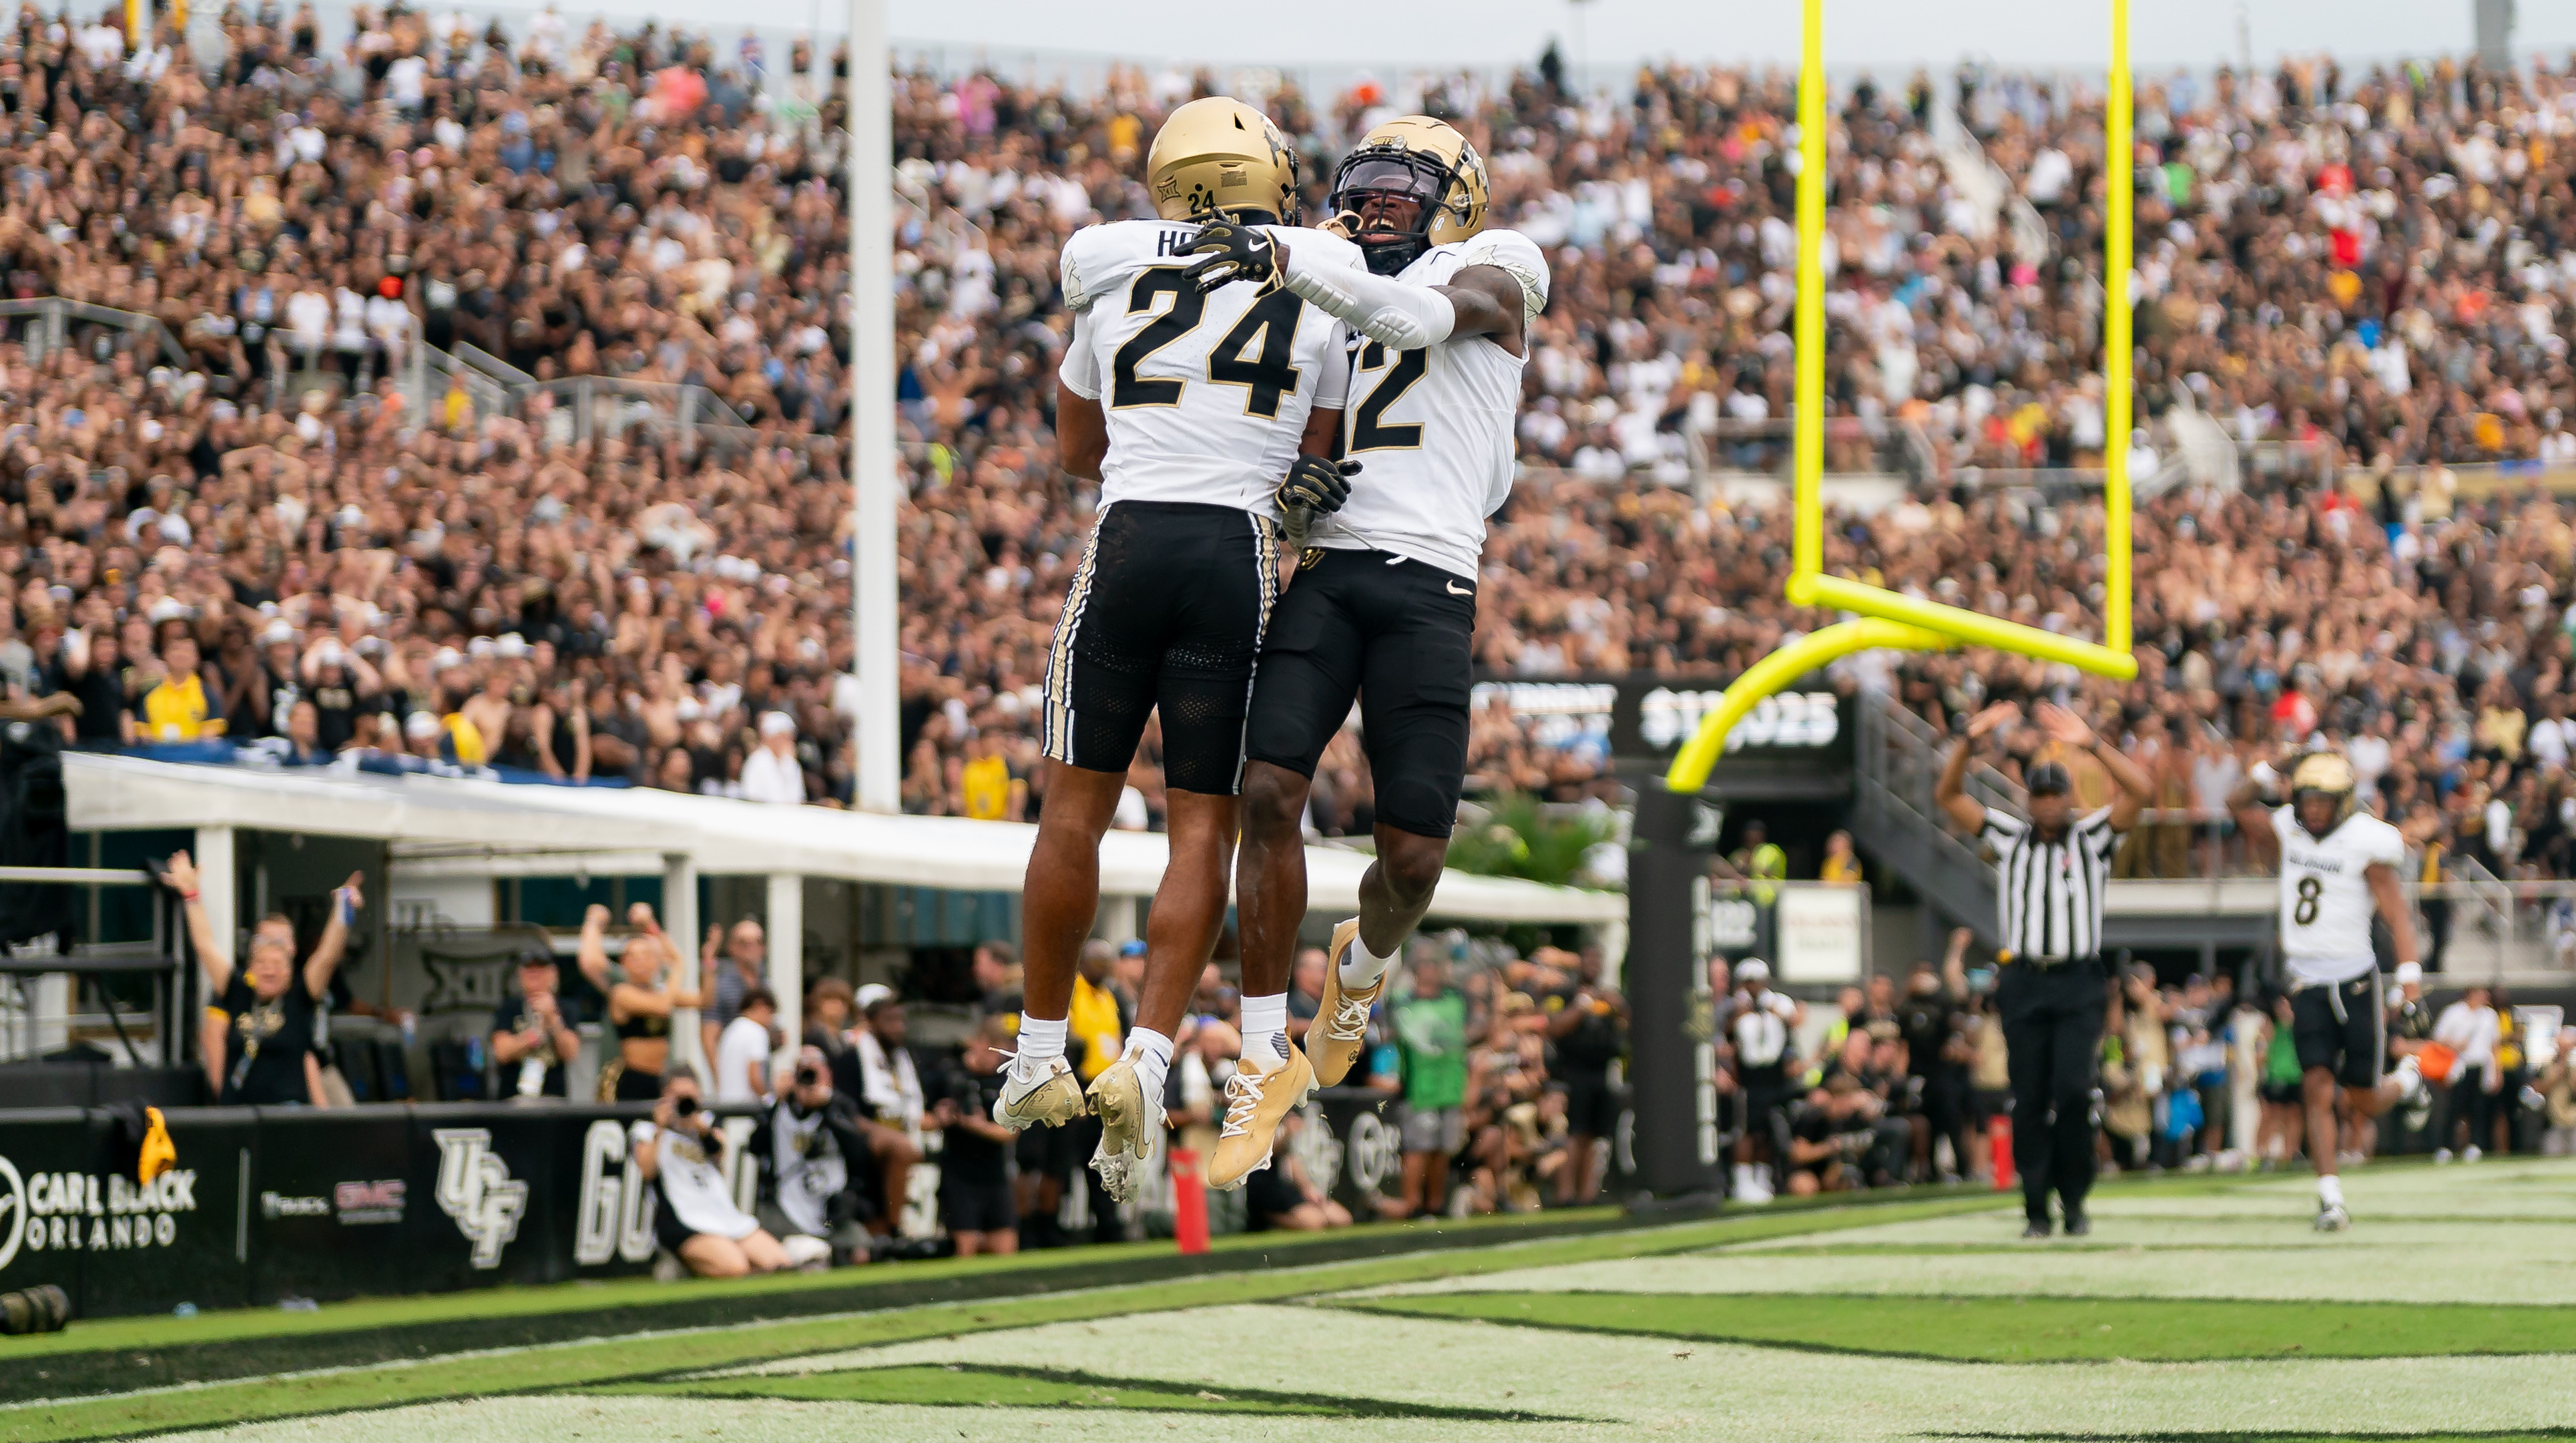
[
  {"x1": 1790, "y1": 0, "x2": 1827, "y2": 586},
  {"x1": 1663, "y1": 0, "x2": 2137, "y2": 797},
  {"x1": 2103, "y1": 0, "x2": 2134, "y2": 657}
]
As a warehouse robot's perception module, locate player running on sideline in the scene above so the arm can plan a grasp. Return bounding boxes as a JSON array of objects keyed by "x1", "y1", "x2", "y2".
[
  {"x1": 2231, "y1": 751, "x2": 2430, "y2": 1230},
  {"x1": 1181, "y1": 115, "x2": 1551, "y2": 1188},
  {"x1": 998, "y1": 97, "x2": 1371, "y2": 1203}
]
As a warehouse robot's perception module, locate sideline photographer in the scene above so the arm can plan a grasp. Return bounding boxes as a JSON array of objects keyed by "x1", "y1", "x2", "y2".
[
  {"x1": 758, "y1": 1045, "x2": 881, "y2": 1264},
  {"x1": 633, "y1": 1072, "x2": 814, "y2": 1278}
]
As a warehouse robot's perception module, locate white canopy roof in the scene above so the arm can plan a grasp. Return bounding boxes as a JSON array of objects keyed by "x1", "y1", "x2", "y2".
[{"x1": 63, "y1": 753, "x2": 1621, "y2": 924}]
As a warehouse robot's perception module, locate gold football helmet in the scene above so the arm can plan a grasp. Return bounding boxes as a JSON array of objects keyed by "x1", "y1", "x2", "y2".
[
  {"x1": 1145, "y1": 97, "x2": 1301, "y2": 226},
  {"x1": 1328, "y1": 114, "x2": 1491, "y2": 273},
  {"x1": 2288, "y1": 751, "x2": 2358, "y2": 833}
]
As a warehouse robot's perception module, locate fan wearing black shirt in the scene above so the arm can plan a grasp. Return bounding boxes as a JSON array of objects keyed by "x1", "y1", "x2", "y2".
[
  {"x1": 50, "y1": 627, "x2": 132, "y2": 748},
  {"x1": 1782, "y1": 1077, "x2": 1885, "y2": 1195},
  {"x1": 163, "y1": 850, "x2": 362, "y2": 1106},
  {"x1": 1543, "y1": 948, "x2": 1627, "y2": 1205},
  {"x1": 1816, "y1": 1029, "x2": 1914, "y2": 1187},
  {"x1": 1894, "y1": 931, "x2": 1976, "y2": 1183},
  {"x1": 491, "y1": 950, "x2": 581, "y2": 1100},
  {"x1": 931, "y1": 1018, "x2": 1020, "y2": 1257}
]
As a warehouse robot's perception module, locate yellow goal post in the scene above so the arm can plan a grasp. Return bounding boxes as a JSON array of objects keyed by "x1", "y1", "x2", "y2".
[{"x1": 1665, "y1": 0, "x2": 2139, "y2": 795}]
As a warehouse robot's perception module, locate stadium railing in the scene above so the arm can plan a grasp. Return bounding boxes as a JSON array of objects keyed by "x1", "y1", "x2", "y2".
[{"x1": 0, "y1": 297, "x2": 193, "y2": 372}]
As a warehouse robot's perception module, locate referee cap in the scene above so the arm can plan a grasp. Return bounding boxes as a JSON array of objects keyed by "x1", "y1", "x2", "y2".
[
  {"x1": 2025, "y1": 761, "x2": 2073, "y2": 797},
  {"x1": 1736, "y1": 958, "x2": 1770, "y2": 983}
]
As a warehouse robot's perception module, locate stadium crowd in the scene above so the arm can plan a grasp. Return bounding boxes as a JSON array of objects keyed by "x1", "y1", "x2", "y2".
[{"x1": 0, "y1": 11, "x2": 2571, "y2": 887}]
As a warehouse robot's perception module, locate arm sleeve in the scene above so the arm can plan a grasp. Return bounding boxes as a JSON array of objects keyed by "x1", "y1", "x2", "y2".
[
  {"x1": 1278, "y1": 242, "x2": 1457, "y2": 351},
  {"x1": 1459, "y1": 229, "x2": 1553, "y2": 328},
  {"x1": 1311, "y1": 321, "x2": 1352, "y2": 411},
  {"x1": 1978, "y1": 811, "x2": 2026, "y2": 847},
  {"x1": 1058, "y1": 305, "x2": 1102, "y2": 401}
]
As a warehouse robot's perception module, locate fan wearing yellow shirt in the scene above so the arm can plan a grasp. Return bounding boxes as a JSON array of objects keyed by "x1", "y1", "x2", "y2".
[
  {"x1": 1067, "y1": 942, "x2": 1126, "y2": 1084},
  {"x1": 138, "y1": 637, "x2": 227, "y2": 743},
  {"x1": 957, "y1": 732, "x2": 1025, "y2": 822},
  {"x1": 1819, "y1": 829, "x2": 1865, "y2": 885}
]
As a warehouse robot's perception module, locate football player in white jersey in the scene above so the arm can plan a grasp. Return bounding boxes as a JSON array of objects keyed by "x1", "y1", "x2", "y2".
[
  {"x1": 997, "y1": 98, "x2": 1372, "y2": 1203},
  {"x1": 1176, "y1": 116, "x2": 1551, "y2": 1188},
  {"x1": 2232, "y1": 751, "x2": 2430, "y2": 1230}
]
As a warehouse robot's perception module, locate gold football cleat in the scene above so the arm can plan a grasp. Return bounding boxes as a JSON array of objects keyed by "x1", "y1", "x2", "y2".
[
  {"x1": 1304, "y1": 917, "x2": 1386, "y2": 1086},
  {"x1": 1208, "y1": 1047, "x2": 1315, "y2": 1190}
]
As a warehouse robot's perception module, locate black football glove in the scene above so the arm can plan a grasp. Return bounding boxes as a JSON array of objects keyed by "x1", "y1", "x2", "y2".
[
  {"x1": 1276, "y1": 455, "x2": 1359, "y2": 519},
  {"x1": 1180, "y1": 217, "x2": 1278, "y2": 293}
]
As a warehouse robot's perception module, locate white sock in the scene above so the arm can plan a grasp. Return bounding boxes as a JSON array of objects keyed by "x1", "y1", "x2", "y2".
[
  {"x1": 2317, "y1": 1173, "x2": 2344, "y2": 1208},
  {"x1": 1124, "y1": 1027, "x2": 1174, "y2": 1110},
  {"x1": 1340, "y1": 932, "x2": 1400, "y2": 991},
  {"x1": 2392, "y1": 1055, "x2": 2422, "y2": 1094},
  {"x1": 1240, "y1": 992, "x2": 1290, "y2": 1071},
  {"x1": 1015, "y1": 1014, "x2": 1067, "y2": 1070}
]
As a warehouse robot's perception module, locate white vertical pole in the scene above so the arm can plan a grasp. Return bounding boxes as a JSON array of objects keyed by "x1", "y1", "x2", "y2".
[
  {"x1": 766, "y1": 873, "x2": 805, "y2": 1076},
  {"x1": 663, "y1": 851, "x2": 705, "y2": 1086},
  {"x1": 849, "y1": 0, "x2": 900, "y2": 813},
  {"x1": 1095, "y1": 895, "x2": 1139, "y2": 946},
  {"x1": 194, "y1": 825, "x2": 238, "y2": 970}
]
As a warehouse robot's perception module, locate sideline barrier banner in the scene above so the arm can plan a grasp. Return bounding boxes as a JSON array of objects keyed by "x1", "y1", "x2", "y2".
[
  {"x1": 0, "y1": 1091, "x2": 1638, "y2": 1318},
  {"x1": 0, "y1": 1104, "x2": 692, "y2": 1318}
]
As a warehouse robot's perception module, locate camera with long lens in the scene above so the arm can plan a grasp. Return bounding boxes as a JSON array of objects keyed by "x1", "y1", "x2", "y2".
[
  {"x1": 673, "y1": 1094, "x2": 700, "y2": 1118},
  {"x1": 796, "y1": 1064, "x2": 825, "y2": 1089}
]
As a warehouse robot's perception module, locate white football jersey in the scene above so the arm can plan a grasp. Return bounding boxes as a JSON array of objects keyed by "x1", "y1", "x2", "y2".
[
  {"x1": 1057, "y1": 220, "x2": 1366, "y2": 517},
  {"x1": 2273, "y1": 806, "x2": 2406, "y2": 983},
  {"x1": 1308, "y1": 228, "x2": 1552, "y2": 580}
]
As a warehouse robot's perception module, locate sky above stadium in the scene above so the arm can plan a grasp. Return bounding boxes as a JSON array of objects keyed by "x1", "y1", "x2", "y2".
[{"x1": 856, "y1": 0, "x2": 2573, "y2": 73}]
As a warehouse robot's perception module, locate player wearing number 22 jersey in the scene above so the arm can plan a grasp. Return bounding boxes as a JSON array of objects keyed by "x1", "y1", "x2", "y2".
[
  {"x1": 1190, "y1": 115, "x2": 1553, "y2": 1191},
  {"x1": 2234, "y1": 751, "x2": 2428, "y2": 1231},
  {"x1": 1002, "y1": 97, "x2": 1376, "y2": 1212}
]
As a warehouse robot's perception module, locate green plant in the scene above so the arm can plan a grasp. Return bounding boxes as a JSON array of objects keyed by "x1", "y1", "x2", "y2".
[{"x1": 1443, "y1": 793, "x2": 1617, "y2": 889}]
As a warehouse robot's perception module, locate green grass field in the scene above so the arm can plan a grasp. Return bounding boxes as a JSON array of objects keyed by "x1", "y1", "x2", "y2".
[{"x1": 7, "y1": 1159, "x2": 2573, "y2": 1441}]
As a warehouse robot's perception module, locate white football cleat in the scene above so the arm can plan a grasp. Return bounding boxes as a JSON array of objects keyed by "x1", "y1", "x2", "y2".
[
  {"x1": 2314, "y1": 1202, "x2": 2352, "y2": 1232},
  {"x1": 992, "y1": 1051, "x2": 1087, "y2": 1132},
  {"x1": 1085, "y1": 1054, "x2": 1164, "y2": 1203}
]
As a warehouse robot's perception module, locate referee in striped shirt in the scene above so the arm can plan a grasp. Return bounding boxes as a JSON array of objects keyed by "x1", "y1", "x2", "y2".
[{"x1": 1935, "y1": 700, "x2": 2151, "y2": 1237}]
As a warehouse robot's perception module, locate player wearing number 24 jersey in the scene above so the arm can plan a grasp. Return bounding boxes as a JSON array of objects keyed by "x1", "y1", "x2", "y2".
[
  {"x1": 2232, "y1": 751, "x2": 2429, "y2": 1231},
  {"x1": 1004, "y1": 98, "x2": 1372, "y2": 1210},
  {"x1": 1182, "y1": 115, "x2": 1553, "y2": 1193}
]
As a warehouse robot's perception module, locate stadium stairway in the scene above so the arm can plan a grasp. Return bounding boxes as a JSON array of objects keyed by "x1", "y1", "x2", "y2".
[{"x1": 1849, "y1": 694, "x2": 2280, "y2": 960}]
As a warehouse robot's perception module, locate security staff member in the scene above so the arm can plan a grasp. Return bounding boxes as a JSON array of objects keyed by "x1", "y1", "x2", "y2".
[{"x1": 1935, "y1": 700, "x2": 2149, "y2": 1237}]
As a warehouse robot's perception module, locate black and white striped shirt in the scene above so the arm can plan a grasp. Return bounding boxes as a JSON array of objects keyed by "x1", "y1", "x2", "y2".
[{"x1": 1979, "y1": 807, "x2": 2119, "y2": 962}]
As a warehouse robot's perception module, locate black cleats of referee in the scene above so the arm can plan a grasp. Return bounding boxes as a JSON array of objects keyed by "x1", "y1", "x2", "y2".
[
  {"x1": 2063, "y1": 1211, "x2": 2091, "y2": 1237},
  {"x1": 2021, "y1": 1218, "x2": 2053, "y2": 1239}
]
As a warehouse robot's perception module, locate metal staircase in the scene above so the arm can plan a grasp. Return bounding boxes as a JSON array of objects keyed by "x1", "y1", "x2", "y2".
[
  {"x1": 1849, "y1": 694, "x2": 2280, "y2": 958},
  {"x1": 1852, "y1": 694, "x2": 2008, "y2": 946}
]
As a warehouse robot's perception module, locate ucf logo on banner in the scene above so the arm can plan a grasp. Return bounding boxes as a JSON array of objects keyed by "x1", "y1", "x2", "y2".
[{"x1": 432, "y1": 1128, "x2": 528, "y2": 1269}]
